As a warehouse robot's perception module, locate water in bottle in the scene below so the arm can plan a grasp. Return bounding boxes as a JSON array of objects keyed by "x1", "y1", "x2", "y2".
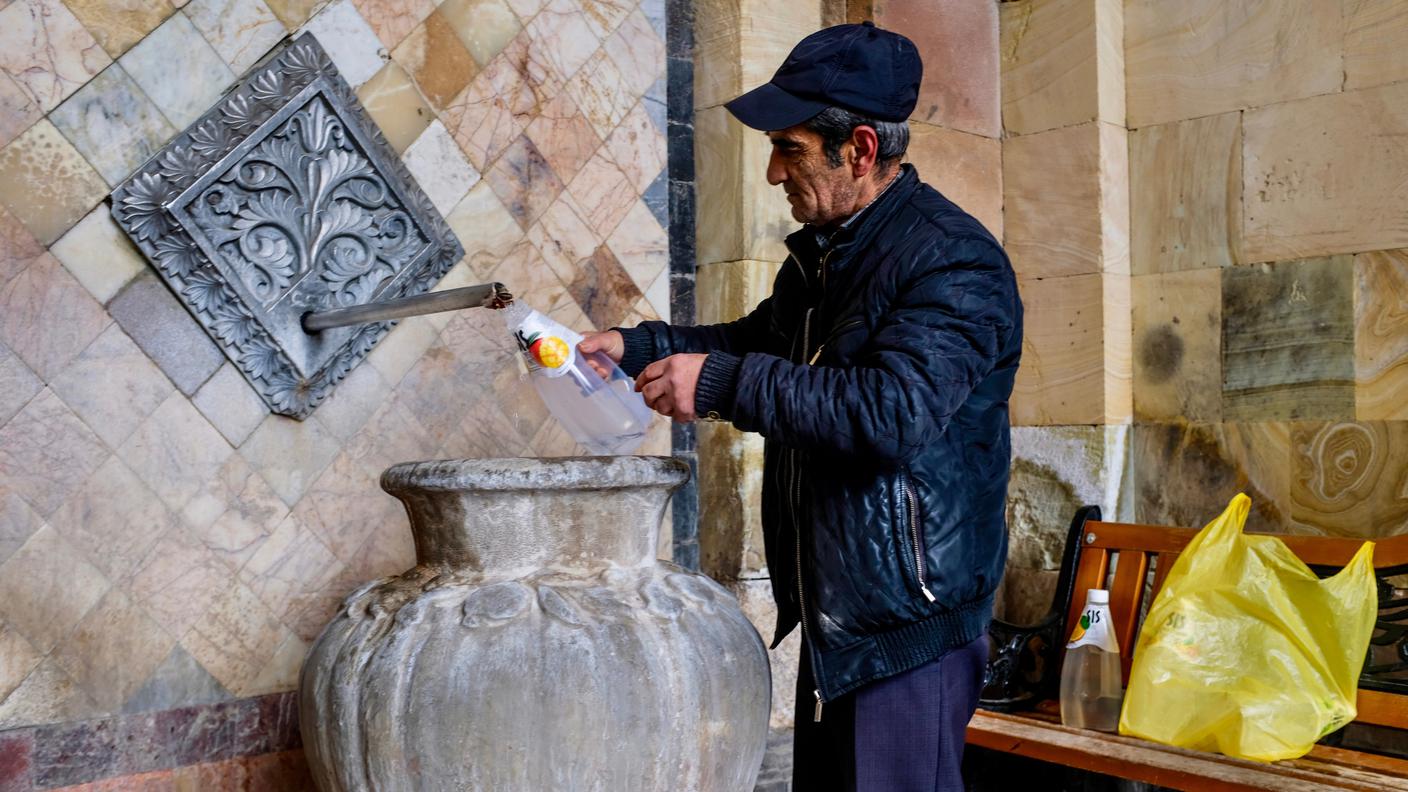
[
  {"x1": 504, "y1": 302, "x2": 652, "y2": 455},
  {"x1": 1059, "y1": 588, "x2": 1124, "y2": 732}
]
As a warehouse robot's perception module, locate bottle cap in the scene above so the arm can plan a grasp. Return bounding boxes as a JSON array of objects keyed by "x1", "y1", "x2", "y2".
[{"x1": 1086, "y1": 589, "x2": 1109, "y2": 605}]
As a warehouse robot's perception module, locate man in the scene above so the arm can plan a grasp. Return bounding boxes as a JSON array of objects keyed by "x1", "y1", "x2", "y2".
[{"x1": 581, "y1": 21, "x2": 1022, "y2": 792}]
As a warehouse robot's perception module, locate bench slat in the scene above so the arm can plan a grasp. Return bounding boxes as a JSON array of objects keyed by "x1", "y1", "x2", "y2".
[
  {"x1": 1109, "y1": 549, "x2": 1149, "y2": 680},
  {"x1": 1064, "y1": 547, "x2": 1109, "y2": 645},
  {"x1": 1084, "y1": 521, "x2": 1408, "y2": 568}
]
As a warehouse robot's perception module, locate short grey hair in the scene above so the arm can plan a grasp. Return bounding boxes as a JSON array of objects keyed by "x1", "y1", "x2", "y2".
[{"x1": 802, "y1": 107, "x2": 910, "y2": 169}]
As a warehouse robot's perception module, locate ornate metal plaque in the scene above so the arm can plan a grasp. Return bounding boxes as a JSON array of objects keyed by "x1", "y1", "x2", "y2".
[{"x1": 111, "y1": 34, "x2": 463, "y2": 419}]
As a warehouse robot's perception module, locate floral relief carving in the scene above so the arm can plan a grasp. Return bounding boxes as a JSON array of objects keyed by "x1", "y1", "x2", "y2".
[{"x1": 110, "y1": 34, "x2": 463, "y2": 419}]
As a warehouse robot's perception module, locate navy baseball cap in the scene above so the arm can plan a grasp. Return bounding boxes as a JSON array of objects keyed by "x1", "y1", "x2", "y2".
[{"x1": 726, "y1": 21, "x2": 922, "y2": 131}]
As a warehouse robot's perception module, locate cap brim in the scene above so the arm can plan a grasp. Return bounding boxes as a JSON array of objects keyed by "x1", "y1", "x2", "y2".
[{"x1": 724, "y1": 82, "x2": 828, "y2": 131}]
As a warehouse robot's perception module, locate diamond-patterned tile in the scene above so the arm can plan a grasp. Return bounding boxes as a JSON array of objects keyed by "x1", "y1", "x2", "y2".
[
  {"x1": 300, "y1": 0, "x2": 385, "y2": 88},
  {"x1": 578, "y1": 0, "x2": 631, "y2": 41},
  {"x1": 443, "y1": 49, "x2": 536, "y2": 170},
  {"x1": 124, "y1": 523, "x2": 233, "y2": 638},
  {"x1": 391, "y1": 8, "x2": 477, "y2": 109},
  {"x1": 0, "y1": 120, "x2": 109, "y2": 246},
  {"x1": 121, "y1": 644, "x2": 231, "y2": 714},
  {"x1": 50, "y1": 456, "x2": 173, "y2": 581},
  {"x1": 61, "y1": 0, "x2": 175, "y2": 59},
  {"x1": 309, "y1": 360, "x2": 389, "y2": 442},
  {"x1": 50, "y1": 324, "x2": 175, "y2": 450},
  {"x1": 401, "y1": 119, "x2": 480, "y2": 214},
  {"x1": 0, "y1": 657, "x2": 102, "y2": 730},
  {"x1": 566, "y1": 148, "x2": 635, "y2": 239},
  {"x1": 108, "y1": 271, "x2": 225, "y2": 396},
  {"x1": 527, "y1": 191, "x2": 599, "y2": 285},
  {"x1": 604, "y1": 101, "x2": 666, "y2": 194},
  {"x1": 602, "y1": 7, "x2": 663, "y2": 99},
  {"x1": 503, "y1": 0, "x2": 547, "y2": 21},
  {"x1": 522, "y1": 0, "x2": 600, "y2": 84},
  {"x1": 365, "y1": 314, "x2": 440, "y2": 386},
  {"x1": 0, "y1": 525, "x2": 110, "y2": 654},
  {"x1": 352, "y1": 0, "x2": 436, "y2": 50},
  {"x1": 184, "y1": 0, "x2": 287, "y2": 74},
  {"x1": 525, "y1": 91, "x2": 600, "y2": 187},
  {"x1": 0, "y1": 253, "x2": 110, "y2": 381},
  {"x1": 0, "y1": 618, "x2": 42, "y2": 704},
  {"x1": 0, "y1": 389, "x2": 109, "y2": 516},
  {"x1": 180, "y1": 580, "x2": 292, "y2": 695},
  {"x1": 243, "y1": 631, "x2": 307, "y2": 692},
  {"x1": 607, "y1": 199, "x2": 668, "y2": 295},
  {"x1": 49, "y1": 205, "x2": 151, "y2": 305},
  {"x1": 445, "y1": 181, "x2": 525, "y2": 278},
  {"x1": 238, "y1": 413, "x2": 341, "y2": 505},
  {"x1": 566, "y1": 47, "x2": 633, "y2": 139},
  {"x1": 263, "y1": 0, "x2": 320, "y2": 29},
  {"x1": 0, "y1": 202, "x2": 44, "y2": 287},
  {"x1": 239, "y1": 513, "x2": 342, "y2": 626},
  {"x1": 486, "y1": 133, "x2": 565, "y2": 230},
  {"x1": 393, "y1": 338, "x2": 487, "y2": 439},
  {"x1": 439, "y1": 0, "x2": 520, "y2": 68},
  {"x1": 0, "y1": 71, "x2": 43, "y2": 151},
  {"x1": 642, "y1": 73, "x2": 665, "y2": 134},
  {"x1": 118, "y1": 392, "x2": 234, "y2": 513},
  {"x1": 118, "y1": 11, "x2": 234, "y2": 128},
  {"x1": 0, "y1": 489, "x2": 42, "y2": 568},
  {"x1": 565, "y1": 244, "x2": 641, "y2": 330},
  {"x1": 47, "y1": 63, "x2": 174, "y2": 187},
  {"x1": 190, "y1": 362, "x2": 268, "y2": 448},
  {"x1": 491, "y1": 239, "x2": 568, "y2": 312},
  {"x1": 355, "y1": 61, "x2": 435, "y2": 154},
  {"x1": 51, "y1": 588, "x2": 175, "y2": 711},
  {"x1": 0, "y1": 0, "x2": 110, "y2": 113},
  {"x1": 291, "y1": 445, "x2": 402, "y2": 564},
  {"x1": 0, "y1": 341, "x2": 42, "y2": 428},
  {"x1": 181, "y1": 454, "x2": 287, "y2": 572},
  {"x1": 497, "y1": 23, "x2": 565, "y2": 108}
]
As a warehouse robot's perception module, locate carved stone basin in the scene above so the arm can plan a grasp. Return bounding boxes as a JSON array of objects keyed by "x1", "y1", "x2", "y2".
[{"x1": 298, "y1": 457, "x2": 772, "y2": 791}]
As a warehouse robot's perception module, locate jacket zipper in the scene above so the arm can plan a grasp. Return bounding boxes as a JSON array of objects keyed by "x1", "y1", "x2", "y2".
[
  {"x1": 794, "y1": 248, "x2": 830, "y2": 721},
  {"x1": 899, "y1": 471, "x2": 936, "y2": 603}
]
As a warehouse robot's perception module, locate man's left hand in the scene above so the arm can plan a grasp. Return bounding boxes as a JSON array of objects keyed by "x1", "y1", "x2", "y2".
[{"x1": 635, "y1": 354, "x2": 708, "y2": 423}]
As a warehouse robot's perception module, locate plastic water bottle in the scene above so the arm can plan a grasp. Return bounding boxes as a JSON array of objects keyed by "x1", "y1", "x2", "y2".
[
  {"x1": 1060, "y1": 588, "x2": 1124, "y2": 731},
  {"x1": 503, "y1": 302, "x2": 652, "y2": 455}
]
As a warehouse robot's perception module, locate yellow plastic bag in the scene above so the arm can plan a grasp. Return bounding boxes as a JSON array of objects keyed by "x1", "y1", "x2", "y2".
[{"x1": 1118, "y1": 494, "x2": 1378, "y2": 762}]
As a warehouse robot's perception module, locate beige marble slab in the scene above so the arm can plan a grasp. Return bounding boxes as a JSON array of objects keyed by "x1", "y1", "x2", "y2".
[
  {"x1": 0, "y1": 657, "x2": 102, "y2": 729},
  {"x1": 50, "y1": 61, "x2": 175, "y2": 186},
  {"x1": 49, "y1": 205, "x2": 152, "y2": 304},
  {"x1": 0, "y1": 253, "x2": 110, "y2": 383},
  {"x1": 291, "y1": 447, "x2": 399, "y2": 564},
  {"x1": 524, "y1": 0, "x2": 600, "y2": 86},
  {"x1": 0, "y1": 342, "x2": 41, "y2": 430},
  {"x1": 443, "y1": 49, "x2": 536, "y2": 171},
  {"x1": 402, "y1": 120, "x2": 481, "y2": 215},
  {"x1": 117, "y1": 12, "x2": 234, "y2": 129},
  {"x1": 566, "y1": 48, "x2": 635, "y2": 140},
  {"x1": 352, "y1": 0, "x2": 435, "y2": 50},
  {"x1": 445, "y1": 181, "x2": 524, "y2": 278},
  {"x1": 1132, "y1": 269, "x2": 1220, "y2": 423},
  {"x1": 0, "y1": 204, "x2": 43, "y2": 287},
  {"x1": 603, "y1": 101, "x2": 666, "y2": 196},
  {"x1": 0, "y1": 479, "x2": 43, "y2": 567},
  {"x1": 1243, "y1": 81, "x2": 1408, "y2": 263},
  {"x1": 0, "y1": 524, "x2": 110, "y2": 655},
  {"x1": 51, "y1": 588, "x2": 174, "y2": 710},
  {"x1": 0, "y1": 71, "x2": 42, "y2": 151},
  {"x1": 123, "y1": 523, "x2": 233, "y2": 637},
  {"x1": 355, "y1": 61, "x2": 434, "y2": 154},
  {"x1": 0, "y1": 120, "x2": 109, "y2": 246},
  {"x1": 0, "y1": 618, "x2": 42, "y2": 705},
  {"x1": 440, "y1": 0, "x2": 520, "y2": 67},
  {"x1": 118, "y1": 393, "x2": 235, "y2": 513},
  {"x1": 181, "y1": 454, "x2": 287, "y2": 571},
  {"x1": 602, "y1": 7, "x2": 663, "y2": 100},
  {"x1": 693, "y1": 105, "x2": 792, "y2": 267},
  {"x1": 391, "y1": 8, "x2": 477, "y2": 109},
  {"x1": 50, "y1": 456, "x2": 171, "y2": 582},
  {"x1": 566, "y1": 147, "x2": 636, "y2": 239},
  {"x1": 263, "y1": 0, "x2": 320, "y2": 29},
  {"x1": 1354, "y1": 250, "x2": 1408, "y2": 421},
  {"x1": 238, "y1": 413, "x2": 342, "y2": 506},
  {"x1": 190, "y1": 362, "x2": 269, "y2": 447},
  {"x1": 906, "y1": 122, "x2": 1002, "y2": 240},
  {"x1": 64, "y1": 0, "x2": 176, "y2": 59},
  {"x1": 180, "y1": 580, "x2": 293, "y2": 695},
  {"x1": 1290, "y1": 420, "x2": 1408, "y2": 538},
  {"x1": 606, "y1": 199, "x2": 667, "y2": 296},
  {"x1": 184, "y1": 0, "x2": 286, "y2": 74},
  {"x1": 301, "y1": 0, "x2": 387, "y2": 88},
  {"x1": 0, "y1": 0, "x2": 110, "y2": 113},
  {"x1": 1125, "y1": 0, "x2": 1341, "y2": 128},
  {"x1": 1130, "y1": 111, "x2": 1241, "y2": 274}
]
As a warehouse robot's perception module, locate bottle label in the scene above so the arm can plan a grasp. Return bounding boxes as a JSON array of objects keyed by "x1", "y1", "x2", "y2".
[
  {"x1": 1066, "y1": 603, "x2": 1119, "y2": 653},
  {"x1": 512, "y1": 310, "x2": 584, "y2": 379}
]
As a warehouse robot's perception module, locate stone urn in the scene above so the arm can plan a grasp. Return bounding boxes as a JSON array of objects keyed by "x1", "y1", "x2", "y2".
[{"x1": 299, "y1": 456, "x2": 771, "y2": 791}]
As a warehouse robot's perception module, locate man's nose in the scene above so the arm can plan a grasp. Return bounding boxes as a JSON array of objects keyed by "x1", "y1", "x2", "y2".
[{"x1": 766, "y1": 150, "x2": 786, "y2": 186}]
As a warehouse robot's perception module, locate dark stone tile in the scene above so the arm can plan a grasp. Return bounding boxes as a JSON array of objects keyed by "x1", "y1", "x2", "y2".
[
  {"x1": 251, "y1": 693, "x2": 301, "y2": 755},
  {"x1": 665, "y1": 0, "x2": 695, "y2": 56},
  {"x1": 566, "y1": 245, "x2": 643, "y2": 330},
  {"x1": 669, "y1": 271, "x2": 696, "y2": 325},
  {"x1": 31, "y1": 717, "x2": 119, "y2": 788},
  {"x1": 107, "y1": 272, "x2": 224, "y2": 396},
  {"x1": 0, "y1": 729, "x2": 33, "y2": 792},
  {"x1": 642, "y1": 170, "x2": 670, "y2": 230},
  {"x1": 151, "y1": 698, "x2": 249, "y2": 769},
  {"x1": 666, "y1": 118, "x2": 695, "y2": 182},
  {"x1": 122, "y1": 646, "x2": 231, "y2": 716}
]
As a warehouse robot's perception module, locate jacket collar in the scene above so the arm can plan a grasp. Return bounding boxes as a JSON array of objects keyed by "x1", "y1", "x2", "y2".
[{"x1": 784, "y1": 164, "x2": 919, "y2": 272}]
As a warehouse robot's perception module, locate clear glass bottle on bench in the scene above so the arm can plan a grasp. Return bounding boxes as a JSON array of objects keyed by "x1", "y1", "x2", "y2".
[{"x1": 1060, "y1": 588, "x2": 1124, "y2": 732}]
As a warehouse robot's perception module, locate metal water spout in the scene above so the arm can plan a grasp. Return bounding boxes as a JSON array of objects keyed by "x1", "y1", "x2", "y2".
[{"x1": 301, "y1": 282, "x2": 514, "y2": 333}]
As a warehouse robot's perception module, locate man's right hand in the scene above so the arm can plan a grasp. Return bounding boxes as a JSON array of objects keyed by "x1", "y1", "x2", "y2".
[{"x1": 578, "y1": 330, "x2": 624, "y2": 378}]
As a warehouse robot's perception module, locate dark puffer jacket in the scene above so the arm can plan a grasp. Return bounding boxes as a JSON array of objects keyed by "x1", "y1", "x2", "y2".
[{"x1": 618, "y1": 165, "x2": 1023, "y2": 705}]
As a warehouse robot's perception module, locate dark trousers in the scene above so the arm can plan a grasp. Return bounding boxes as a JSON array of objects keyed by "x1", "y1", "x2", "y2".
[{"x1": 792, "y1": 635, "x2": 988, "y2": 792}]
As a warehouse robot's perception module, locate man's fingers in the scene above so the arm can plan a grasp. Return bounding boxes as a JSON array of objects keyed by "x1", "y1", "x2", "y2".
[{"x1": 635, "y1": 359, "x2": 667, "y2": 391}]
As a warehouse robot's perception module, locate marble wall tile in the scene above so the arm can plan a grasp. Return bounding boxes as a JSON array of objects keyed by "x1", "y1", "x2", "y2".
[
  {"x1": 118, "y1": 12, "x2": 234, "y2": 128},
  {"x1": 439, "y1": 0, "x2": 521, "y2": 68},
  {"x1": 566, "y1": 49, "x2": 634, "y2": 140},
  {"x1": 874, "y1": 0, "x2": 999, "y2": 138},
  {"x1": 1133, "y1": 422, "x2": 1290, "y2": 535},
  {"x1": 263, "y1": 0, "x2": 320, "y2": 29},
  {"x1": 62, "y1": 0, "x2": 175, "y2": 59},
  {"x1": 486, "y1": 133, "x2": 565, "y2": 230},
  {"x1": 603, "y1": 102, "x2": 666, "y2": 196},
  {"x1": 184, "y1": 0, "x2": 287, "y2": 74},
  {"x1": 180, "y1": 581, "x2": 292, "y2": 695},
  {"x1": 291, "y1": 445, "x2": 401, "y2": 564},
  {"x1": 124, "y1": 524, "x2": 233, "y2": 639},
  {"x1": 906, "y1": 122, "x2": 1002, "y2": 240},
  {"x1": 525, "y1": 92, "x2": 600, "y2": 188},
  {"x1": 118, "y1": 393, "x2": 234, "y2": 513},
  {"x1": 642, "y1": 269, "x2": 668, "y2": 323},
  {"x1": 603, "y1": 8, "x2": 664, "y2": 100},
  {"x1": 50, "y1": 206, "x2": 152, "y2": 304},
  {"x1": 1132, "y1": 269, "x2": 1220, "y2": 423},
  {"x1": 0, "y1": 254, "x2": 110, "y2": 382},
  {"x1": 401, "y1": 119, "x2": 480, "y2": 214},
  {"x1": 238, "y1": 514, "x2": 342, "y2": 626},
  {"x1": 365, "y1": 314, "x2": 440, "y2": 386},
  {"x1": 243, "y1": 633, "x2": 307, "y2": 693},
  {"x1": 121, "y1": 646, "x2": 229, "y2": 714},
  {"x1": 51, "y1": 589, "x2": 175, "y2": 711},
  {"x1": 107, "y1": 272, "x2": 225, "y2": 396},
  {"x1": 579, "y1": 0, "x2": 630, "y2": 40},
  {"x1": 1242, "y1": 81, "x2": 1408, "y2": 265},
  {"x1": 352, "y1": 0, "x2": 435, "y2": 50},
  {"x1": 1129, "y1": 111, "x2": 1241, "y2": 274},
  {"x1": 0, "y1": 618, "x2": 42, "y2": 705},
  {"x1": 392, "y1": 9, "x2": 477, "y2": 110},
  {"x1": 566, "y1": 244, "x2": 641, "y2": 330},
  {"x1": 181, "y1": 454, "x2": 287, "y2": 572},
  {"x1": 527, "y1": 192, "x2": 599, "y2": 286},
  {"x1": 354, "y1": 61, "x2": 434, "y2": 154},
  {"x1": 392, "y1": 339, "x2": 486, "y2": 439},
  {"x1": 0, "y1": 525, "x2": 110, "y2": 654},
  {"x1": 0, "y1": 0, "x2": 110, "y2": 113},
  {"x1": 606, "y1": 199, "x2": 668, "y2": 296},
  {"x1": 998, "y1": 0, "x2": 1120, "y2": 137},
  {"x1": 301, "y1": 0, "x2": 387, "y2": 88},
  {"x1": 0, "y1": 341, "x2": 42, "y2": 427},
  {"x1": 0, "y1": 389, "x2": 109, "y2": 516},
  {"x1": 1125, "y1": 0, "x2": 1341, "y2": 128},
  {"x1": 446, "y1": 181, "x2": 526, "y2": 278},
  {"x1": 0, "y1": 657, "x2": 102, "y2": 729},
  {"x1": 307, "y1": 360, "x2": 388, "y2": 442},
  {"x1": 1222, "y1": 258, "x2": 1355, "y2": 421},
  {"x1": 0, "y1": 71, "x2": 44, "y2": 151},
  {"x1": 0, "y1": 203, "x2": 44, "y2": 287},
  {"x1": 48, "y1": 63, "x2": 173, "y2": 186},
  {"x1": 1290, "y1": 421, "x2": 1408, "y2": 538},
  {"x1": 237, "y1": 414, "x2": 341, "y2": 505},
  {"x1": 524, "y1": 0, "x2": 601, "y2": 85},
  {"x1": 0, "y1": 489, "x2": 43, "y2": 567},
  {"x1": 443, "y1": 49, "x2": 536, "y2": 170},
  {"x1": 190, "y1": 363, "x2": 269, "y2": 448},
  {"x1": 566, "y1": 149, "x2": 635, "y2": 239},
  {"x1": 50, "y1": 456, "x2": 173, "y2": 581},
  {"x1": 0, "y1": 120, "x2": 109, "y2": 245},
  {"x1": 503, "y1": 0, "x2": 546, "y2": 20},
  {"x1": 50, "y1": 324, "x2": 175, "y2": 450},
  {"x1": 1355, "y1": 250, "x2": 1408, "y2": 421}
]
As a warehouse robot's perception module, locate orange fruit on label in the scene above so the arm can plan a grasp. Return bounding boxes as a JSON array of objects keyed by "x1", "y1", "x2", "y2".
[{"x1": 530, "y1": 336, "x2": 570, "y2": 368}]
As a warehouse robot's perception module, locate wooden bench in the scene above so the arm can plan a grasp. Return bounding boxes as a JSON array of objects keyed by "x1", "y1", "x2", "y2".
[{"x1": 966, "y1": 506, "x2": 1408, "y2": 790}]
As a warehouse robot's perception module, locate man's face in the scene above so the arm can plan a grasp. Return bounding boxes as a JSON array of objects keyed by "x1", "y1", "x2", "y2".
[{"x1": 766, "y1": 125, "x2": 859, "y2": 227}]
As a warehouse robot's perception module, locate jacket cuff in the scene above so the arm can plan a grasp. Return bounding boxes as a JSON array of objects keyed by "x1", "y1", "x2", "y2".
[
  {"x1": 695, "y1": 352, "x2": 742, "y2": 421},
  {"x1": 615, "y1": 326, "x2": 654, "y2": 377}
]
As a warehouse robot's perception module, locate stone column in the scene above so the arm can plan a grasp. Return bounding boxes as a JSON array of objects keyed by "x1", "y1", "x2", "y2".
[{"x1": 998, "y1": 0, "x2": 1133, "y2": 622}]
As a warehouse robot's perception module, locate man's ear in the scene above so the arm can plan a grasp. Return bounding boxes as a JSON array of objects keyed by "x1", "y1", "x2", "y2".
[{"x1": 849, "y1": 125, "x2": 880, "y2": 178}]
